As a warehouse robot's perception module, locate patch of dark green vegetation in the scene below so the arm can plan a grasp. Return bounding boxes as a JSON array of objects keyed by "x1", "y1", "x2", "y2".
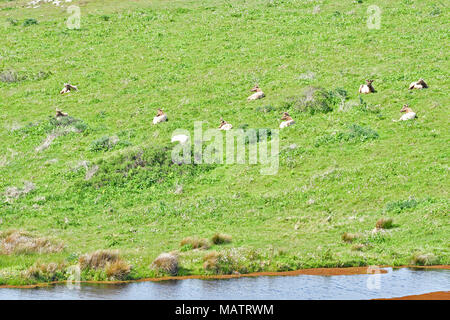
[
  {"x1": 7, "y1": 17, "x2": 18, "y2": 26},
  {"x1": 357, "y1": 97, "x2": 383, "y2": 116},
  {"x1": 22, "y1": 18, "x2": 38, "y2": 26},
  {"x1": 315, "y1": 124, "x2": 379, "y2": 147},
  {"x1": 71, "y1": 146, "x2": 216, "y2": 192},
  {"x1": 47, "y1": 116, "x2": 88, "y2": 133},
  {"x1": 90, "y1": 136, "x2": 130, "y2": 152},
  {"x1": 385, "y1": 198, "x2": 419, "y2": 213},
  {"x1": 256, "y1": 105, "x2": 276, "y2": 113},
  {"x1": 283, "y1": 87, "x2": 347, "y2": 115},
  {"x1": 0, "y1": 69, "x2": 52, "y2": 83}
]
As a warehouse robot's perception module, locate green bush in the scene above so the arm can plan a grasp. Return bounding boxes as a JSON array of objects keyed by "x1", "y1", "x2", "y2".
[
  {"x1": 385, "y1": 198, "x2": 419, "y2": 213},
  {"x1": 315, "y1": 124, "x2": 379, "y2": 147},
  {"x1": 23, "y1": 18, "x2": 38, "y2": 26},
  {"x1": 283, "y1": 87, "x2": 347, "y2": 115}
]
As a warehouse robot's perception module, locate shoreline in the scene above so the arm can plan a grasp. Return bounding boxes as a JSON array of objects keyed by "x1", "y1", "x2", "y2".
[
  {"x1": 0, "y1": 264, "x2": 448, "y2": 290},
  {"x1": 376, "y1": 291, "x2": 450, "y2": 300}
]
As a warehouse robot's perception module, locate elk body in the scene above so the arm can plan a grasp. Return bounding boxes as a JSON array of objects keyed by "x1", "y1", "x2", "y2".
[
  {"x1": 153, "y1": 109, "x2": 168, "y2": 124},
  {"x1": 279, "y1": 112, "x2": 295, "y2": 129},
  {"x1": 218, "y1": 118, "x2": 233, "y2": 131},
  {"x1": 60, "y1": 83, "x2": 78, "y2": 94},
  {"x1": 358, "y1": 80, "x2": 375, "y2": 94},
  {"x1": 394, "y1": 104, "x2": 417, "y2": 121},
  {"x1": 247, "y1": 85, "x2": 265, "y2": 101},
  {"x1": 55, "y1": 108, "x2": 68, "y2": 118},
  {"x1": 409, "y1": 78, "x2": 428, "y2": 90}
]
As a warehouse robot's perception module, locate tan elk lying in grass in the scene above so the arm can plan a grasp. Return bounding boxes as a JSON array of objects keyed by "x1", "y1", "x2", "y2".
[
  {"x1": 358, "y1": 80, "x2": 375, "y2": 94},
  {"x1": 409, "y1": 78, "x2": 428, "y2": 90},
  {"x1": 393, "y1": 104, "x2": 417, "y2": 122},
  {"x1": 247, "y1": 85, "x2": 265, "y2": 101},
  {"x1": 60, "y1": 83, "x2": 78, "y2": 94},
  {"x1": 279, "y1": 112, "x2": 295, "y2": 128},
  {"x1": 218, "y1": 118, "x2": 233, "y2": 130},
  {"x1": 153, "y1": 108, "x2": 168, "y2": 124}
]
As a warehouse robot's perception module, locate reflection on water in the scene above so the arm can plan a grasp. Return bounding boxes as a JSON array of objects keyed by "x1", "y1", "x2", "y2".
[{"x1": 0, "y1": 268, "x2": 448, "y2": 300}]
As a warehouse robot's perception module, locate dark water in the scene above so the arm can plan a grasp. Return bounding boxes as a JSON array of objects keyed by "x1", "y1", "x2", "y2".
[{"x1": 0, "y1": 268, "x2": 448, "y2": 300}]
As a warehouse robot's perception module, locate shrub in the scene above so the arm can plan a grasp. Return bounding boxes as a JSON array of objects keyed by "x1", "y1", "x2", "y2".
[
  {"x1": 346, "y1": 124, "x2": 379, "y2": 142},
  {"x1": 211, "y1": 233, "x2": 232, "y2": 245},
  {"x1": 202, "y1": 248, "x2": 264, "y2": 275},
  {"x1": 386, "y1": 198, "x2": 418, "y2": 213},
  {"x1": 341, "y1": 232, "x2": 360, "y2": 243},
  {"x1": 7, "y1": 18, "x2": 18, "y2": 26},
  {"x1": 23, "y1": 18, "x2": 38, "y2": 26},
  {"x1": 90, "y1": 136, "x2": 112, "y2": 152},
  {"x1": 411, "y1": 253, "x2": 438, "y2": 266},
  {"x1": 0, "y1": 70, "x2": 51, "y2": 83},
  {"x1": 90, "y1": 135, "x2": 130, "y2": 152},
  {"x1": 79, "y1": 250, "x2": 120, "y2": 269},
  {"x1": 375, "y1": 218, "x2": 394, "y2": 230},
  {"x1": 244, "y1": 128, "x2": 272, "y2": 144},
  {"x1": 315, "y1": 124, "x2": 378, "y2": 147},
  {"x1": 283, "y1": 87, "x2": 347, "y2": 115},
  {"x1": 47, "y1": 116, "x2": 87, "y2": 132},
  {"x1": 0, "y1": 70, "x2": 18, "y2": 83},
  {"x1": 0, "y1": 230, "x2": 64, "y2": 255},
  {"x1": 351, "y1": 244, "x2": 365, "y2": 251},
  {"x1": 151, "y1": 252, "x2": 178, "y2": 275},
  {"x1": 256, "y1": 105, "x2": 275, "y2": 113},
  {"x1": 180, "y1": 237, "x2": 210, "y2": 250},
  {"x1": 203, "y1": 251, "x2": 220, "y2": 272},
  {"x1": 23, "y1": 262, "x2": 67, "y2": 282},
  {"x1": 105, "y1": 260, "x2": 131, "y2": 280},
  {"x1": 78, "y1": 250, "x2": 131, "y2": 280}
]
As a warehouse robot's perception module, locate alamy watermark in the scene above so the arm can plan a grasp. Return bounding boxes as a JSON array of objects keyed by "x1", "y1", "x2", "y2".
[
  {"x1": 367, "y1": 5, "x2": 382, "y2": 30},
  {"x1": 67, "y1": 5, "x2": 81, "y2": 29},
  {"x1": 366, "y1": 265, "x2": 382, "y2": 290},
  {"x1": 66, "y1": 265, "x2": 81, "y2": 290},
  {"x1": 171, "y1": 122, "x2": 279, "y2": 175}
]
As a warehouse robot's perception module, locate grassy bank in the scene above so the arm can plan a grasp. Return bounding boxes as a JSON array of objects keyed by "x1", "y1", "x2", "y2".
[{"x1": 0, "y1": 0, "x2": 448, "y2": 285}]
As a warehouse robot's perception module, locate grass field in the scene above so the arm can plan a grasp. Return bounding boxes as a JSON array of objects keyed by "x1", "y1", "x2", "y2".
[{"x1": 0, "y1": 0, "x2": 448, "y2": 285}]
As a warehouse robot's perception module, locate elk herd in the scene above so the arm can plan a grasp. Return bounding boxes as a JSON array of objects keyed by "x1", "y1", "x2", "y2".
[{"x1": 55, "y1": 78, "x2": 428, "y2": 131}]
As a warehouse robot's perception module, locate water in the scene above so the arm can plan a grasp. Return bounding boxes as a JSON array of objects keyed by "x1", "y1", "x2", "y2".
[{"x1": 0, "y1": 268, "x2": 448, "y2": 300}]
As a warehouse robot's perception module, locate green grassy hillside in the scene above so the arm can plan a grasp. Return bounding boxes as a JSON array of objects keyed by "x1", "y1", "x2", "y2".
[{"x1": 0, "y1": 0, "x2": 448, "y2": 285}]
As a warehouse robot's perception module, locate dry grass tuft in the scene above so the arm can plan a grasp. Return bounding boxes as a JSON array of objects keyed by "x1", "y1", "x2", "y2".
[
  {"x1": 79, "y1": 249, "x2": 131, "y2": 280},
  {"x1": 341, "y1": 232, "x2": 360, "y2": 243},
  {"x1": 23, "y1": 262, "x2": 66, "y2": 281},
  {"x1": 0, "y1": 230, "x2": 64, "y2": 255},
  {"x1": 203, "y1": 251, "x2": 220, "y2": 272},
  {"x1": 4, "y1": 181, "x2": 35, "y2": 203},
  {"x1": 375, "y1": 218, "x2": 394, "y2": 230},
  {"x1": 105, "y1": 259, "x2": 131, "y2": 280},
  {"x1": 180, "y1": 237, "x2": 210, "y2": 250},
  {"x1": 211, "y1": 233, "x2": 232, "y2": 245},
  {"x1": 411, "y1": 253, "x2": 438, "y2": 266},
  {"x1": 151, "y1": 252, "x2": 179, "y2": 275},
  {"x1": 351, "y1": 244, "x2": 365, "y2": 251},
  {"x1": 79, "y1": 249, "x2": 121, "y2": 269}
]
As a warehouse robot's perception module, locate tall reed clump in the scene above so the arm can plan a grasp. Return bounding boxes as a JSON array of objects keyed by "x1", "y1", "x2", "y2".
[
  {"x1": 78, "y1": 250, "x2": 131, "y2": 280},
  {"x1": 211, "y1": 233, "x2": 232, "y2": 245},
  {"x1": 0, "y1": 230, "x2": 64, "y2": 255},
  {"x1": 180, "y1": 237, "x2": 210, "y2": 250},
  {"x1": 151, "y1": 252, "x2": 179, "y2": 275},
  {"x1": 375, "y1": 218, "x2": 394, "y2": 230},
  {"x1": 411, "y1": 253, "x2": 439, "y2": 266},
  {"x1": 341, "y1": 232, "x2": 360, "y2": 243},
  {"x1": 23, "y1": 262, "x2": 67, "y2": 282}
]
